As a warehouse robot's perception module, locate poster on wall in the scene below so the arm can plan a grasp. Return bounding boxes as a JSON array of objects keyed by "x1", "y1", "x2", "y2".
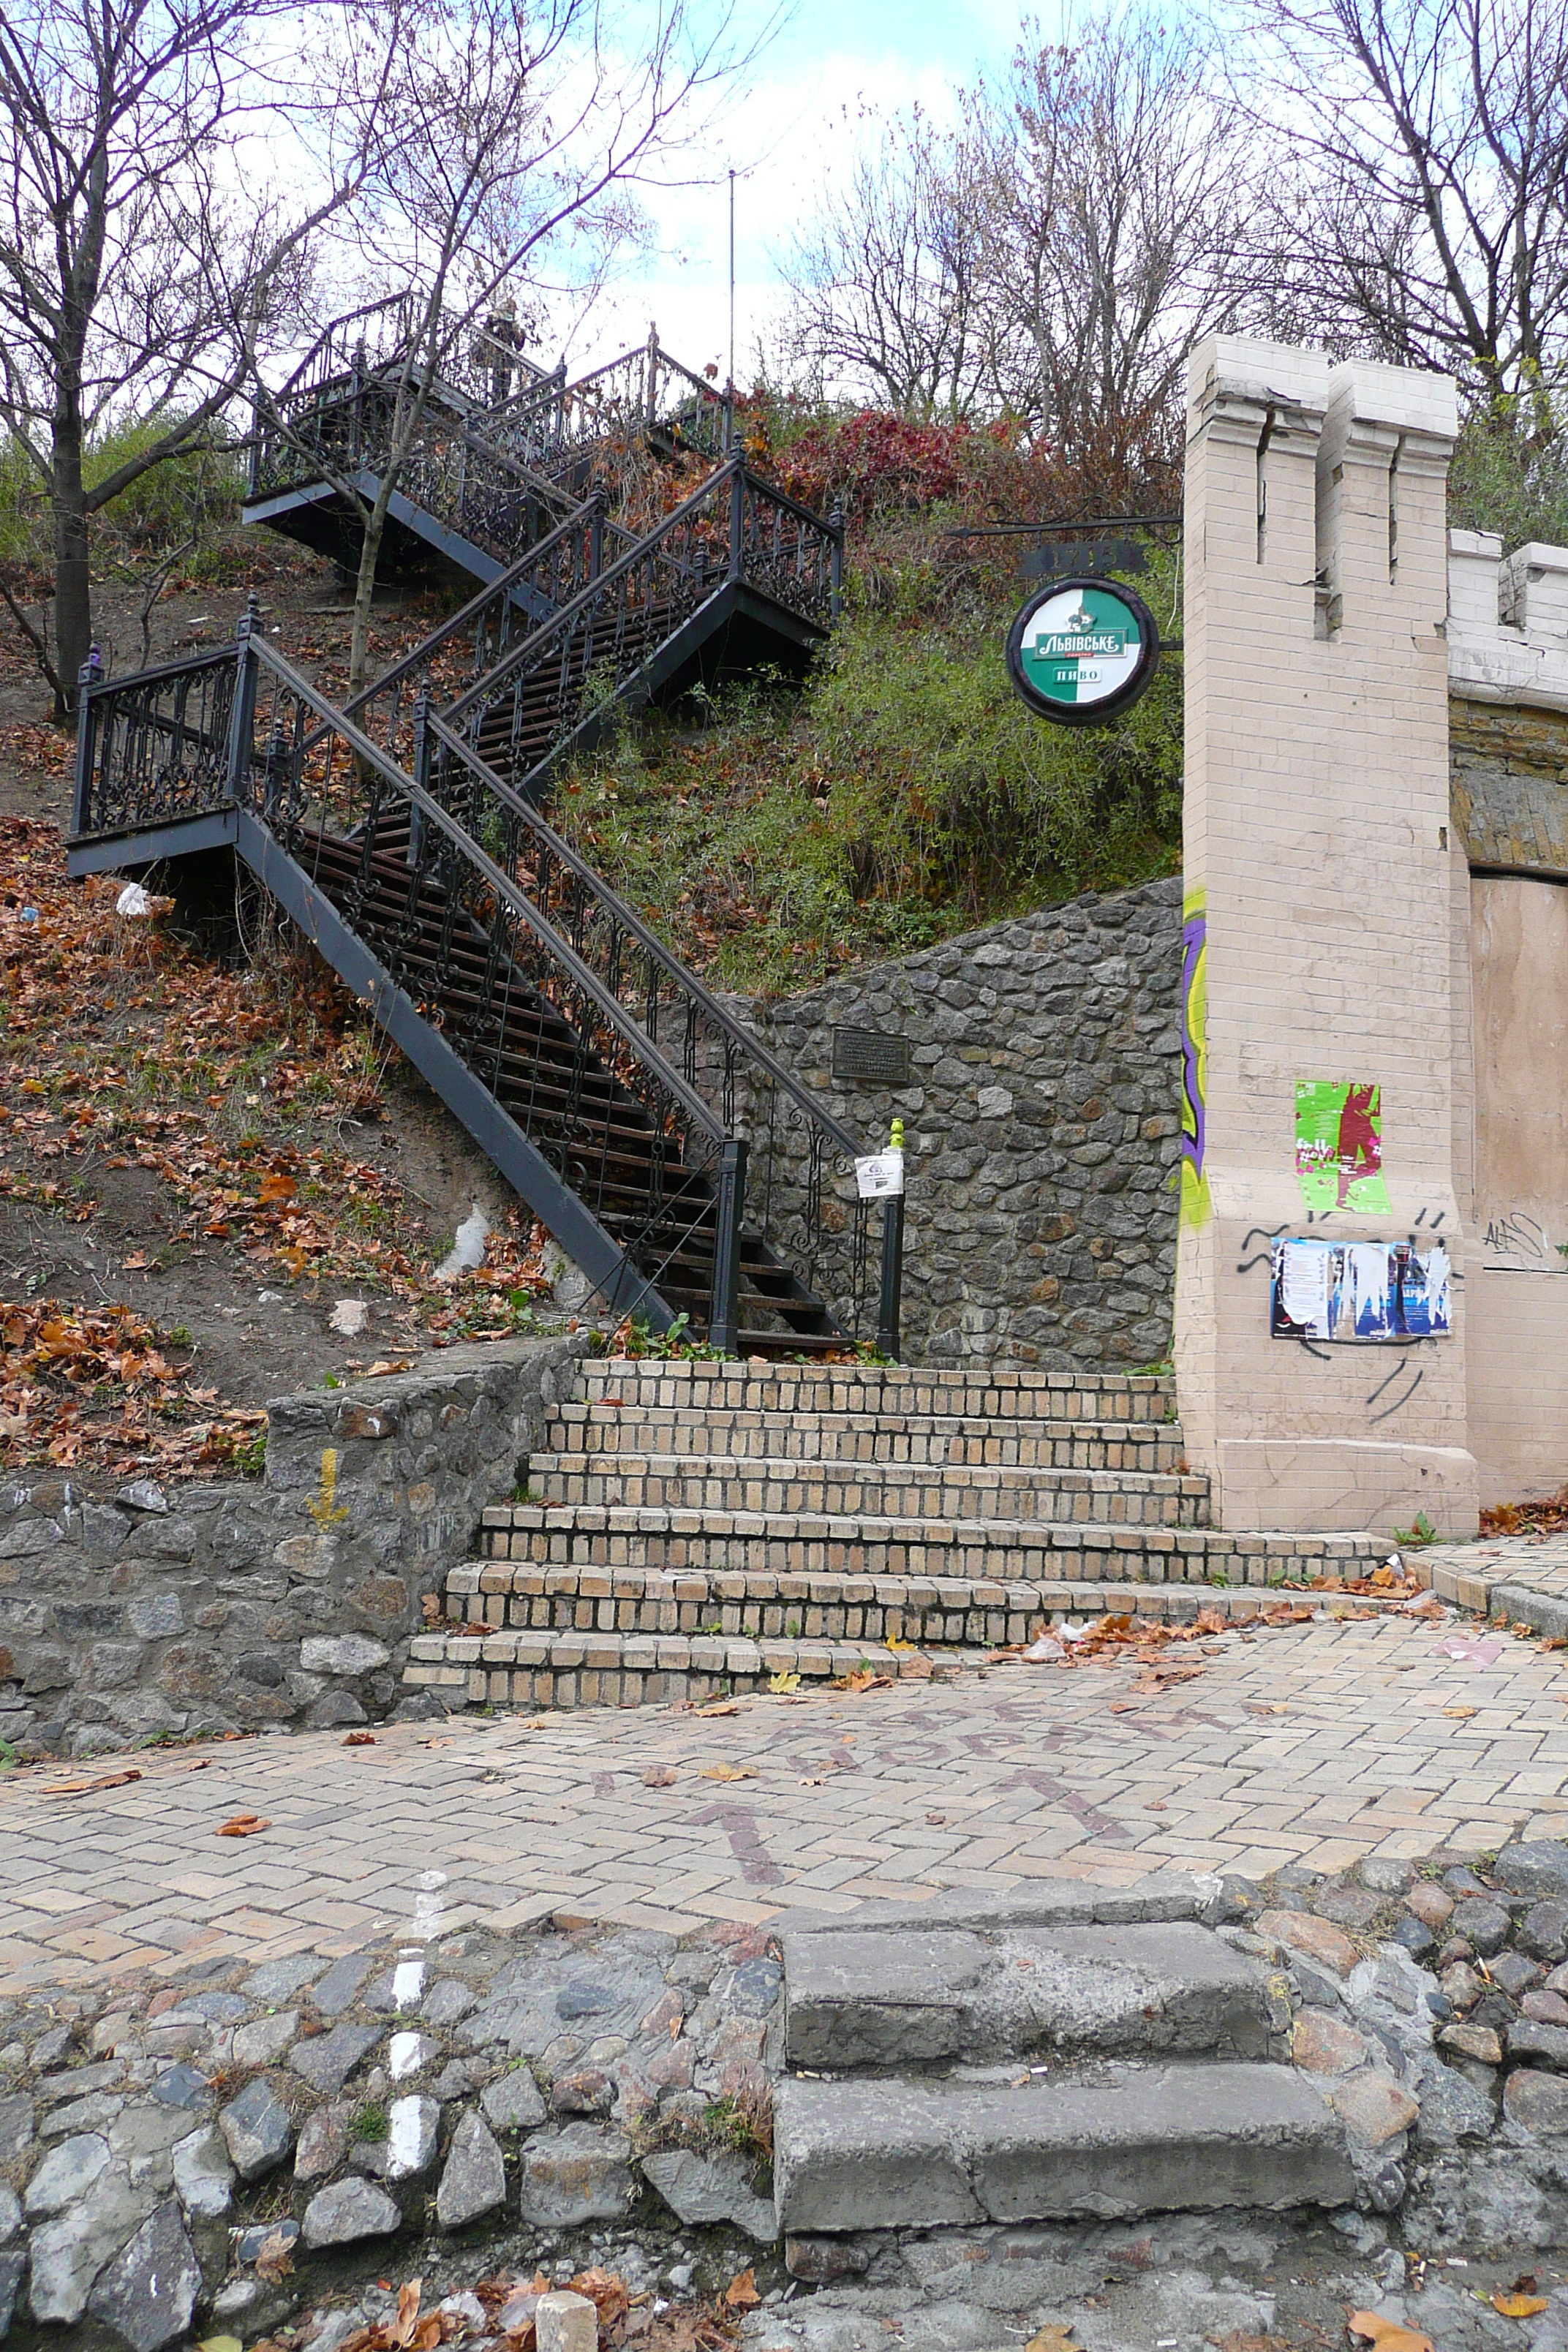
[
  {"x1": 1270, "y1": 1239, "x2": 1451, "y2": 1341},
  {"x1": 1295, "y1": 1079, "x2": 1391, "y2": 1215}
]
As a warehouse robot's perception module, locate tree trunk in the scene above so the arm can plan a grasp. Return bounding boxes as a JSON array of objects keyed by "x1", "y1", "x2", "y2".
[
  {"x1": 347, "y1": 482, "x2": 393, "y2": 703},
  {"x1": 52, "y1": 395, "x2": 91, "y2": 724}
]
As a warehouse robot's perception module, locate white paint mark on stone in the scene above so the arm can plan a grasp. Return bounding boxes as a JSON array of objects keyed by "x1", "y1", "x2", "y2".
[
  {"x1": 388, "y1": 2032, "x2": 422, "y2": 2081},
  {"x1": 386, "y1": 2095, "x2": 428, "y2": 2177},
  {"x1": 392, "y1": 1959, "x2": 425, "y2": 2010},
  {"x1": 408, "y1": 1869, "x2": 447, "y2": 1944}
]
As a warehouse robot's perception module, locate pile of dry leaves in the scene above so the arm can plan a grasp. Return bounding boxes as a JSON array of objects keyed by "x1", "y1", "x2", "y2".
[
  {"x1": 0, "y1": 817, "x2": 556, "y2": 1469},
  {"x1": 987, "y1": 1604, "x2": 1317, "y2": 1693},
  {"x1": 233, "y1": 2264, "x2": 761, "y2": 2352},
  {"x1": 1484, "y1": 1488, "x2": 1568, "y2": 1538},
  {"x1": 0, "y1": 1297, "x2": 265, "y2": 1471}
]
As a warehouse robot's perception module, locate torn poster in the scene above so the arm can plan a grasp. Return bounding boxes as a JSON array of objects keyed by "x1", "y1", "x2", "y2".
[
  {"x1": 1343, "y1": 1242, "x2": 1391, "y2": 1339},
  {"x1": 1270, "y1": 1239, "x2": 1452, "y2": 1341},
  {"x1": 1270, "y1": 1238, "x2": 1335, "y2": 1339},
  {"x1": 1391, "y1": 1241, "x2": 1451, "y2": 1335},
  {"x1": 1295, "y1": 1079, "x2": 1391, "y2": 1215}
]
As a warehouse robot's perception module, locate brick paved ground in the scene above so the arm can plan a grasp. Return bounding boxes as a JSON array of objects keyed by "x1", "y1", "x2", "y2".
[
  {"x1": 7, "y1": 1557, "x2": 1568, "y2": 1999},
  {"x1": 1423, "y1": 1529, "x2": 1568, "y2": 1611}
]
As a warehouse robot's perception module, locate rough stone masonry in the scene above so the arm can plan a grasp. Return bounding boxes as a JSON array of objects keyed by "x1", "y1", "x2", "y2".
[{"x1": 743, "y1": 875, "x2": 1184, "y2": 1372}]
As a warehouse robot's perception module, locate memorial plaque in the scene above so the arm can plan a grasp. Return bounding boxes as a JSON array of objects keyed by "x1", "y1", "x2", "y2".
[{"x1": 832, "y1": 1026, "x2": 911, "y2": 1087}]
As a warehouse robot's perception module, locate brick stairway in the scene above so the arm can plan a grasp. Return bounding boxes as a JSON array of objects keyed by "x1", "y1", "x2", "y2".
[{"x1": 401, "y1": 1359, "x2": 1384, "y2": 1714}]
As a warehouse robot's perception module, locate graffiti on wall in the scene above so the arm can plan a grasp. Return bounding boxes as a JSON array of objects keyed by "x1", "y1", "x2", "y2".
[{"x1": 1180, "y1": 895, "x2": 1209, "y2": 1226}]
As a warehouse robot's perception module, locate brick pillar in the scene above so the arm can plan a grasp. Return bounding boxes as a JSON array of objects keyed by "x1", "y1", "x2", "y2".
[{"x1": 1176, "y1": 336, "x2": 1479, "y2": 1536}]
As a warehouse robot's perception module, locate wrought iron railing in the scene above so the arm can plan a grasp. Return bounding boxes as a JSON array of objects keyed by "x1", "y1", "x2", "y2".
[
  {"x1": 263, "y1": 293, "x2": 549, "y2": 431},
  {"x1": 70, "y1": 609, "x2": 898, "y2": 1352},
  {"x1": 489, "y1": 331, "x2": 734, "y2": 476},
  {"x1": 440, "y1": 455, "x2": 842, "y2": 805},
  {"x1": 419, "y1": 707, "x2": 882, "y2": 1346}
]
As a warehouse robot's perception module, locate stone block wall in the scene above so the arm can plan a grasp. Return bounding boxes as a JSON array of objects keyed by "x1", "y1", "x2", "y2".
[
  {"x1": 742, "y1": 876, "x2": 1185, "y2": 1370},
  {"x1": 0, "y1": 1333, "x2": 586, "y2": 1759}
]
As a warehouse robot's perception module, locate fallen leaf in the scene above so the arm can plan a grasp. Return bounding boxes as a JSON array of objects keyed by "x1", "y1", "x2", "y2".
[
  {"x1": 40, "y1": 1768, "x2": 143, "y2": 1796},
  {"x1": 1024, "y1": 2330, "x2": 1080, "y2": 2352},
  {"x1": 703, "y1": 1763, "x2": 758, "y2": 1782},
  {"x1": 696, "y1": 1699, "x2": 740, "y2": 1716},
  {"x1": 1443, "y1": 1706, "x2": 1477, "y2": 1719},
  {"x1": 184, "y1": 1758, "x2": 210, "y2": 1771},
  {"x1": 769, "y1": 1671, "x2": 802, "y2": 1693},
  {"x1": 724, "y1": 2269, "x2": 761, "y2": 2310},
  {"x1": 1493, "y1": 2295, "x2": 1549, "y2": 2318},
  {"x1": 885, "y1": 1636, "x2": 916, "y2": 1653},
  {"x1": 252, "y1": 2229, "x2": 295, "y2": 2284},
  {"x1": 1347, "y1": 2310, "x2": 1433, "y2": 2352},
  {"x1": 834, "y1": 1668, "x2": 892, "y2": 1692},
  {"x1": 216, "y1": 1812, "x2": 271, "y2": 1837},
  {"x1": 257, "y1": 1172, "x2": 297, "y2": 1202},
  {"x1": 197, "y1": 2337, "x2": 245, "y2": 2352},
  {"x1": 343, "y1": 1731, "x2": 376, "y2": 1746},
  {"x1": 643, "y1": 1764, "x2": 676, "y2": 1787}
]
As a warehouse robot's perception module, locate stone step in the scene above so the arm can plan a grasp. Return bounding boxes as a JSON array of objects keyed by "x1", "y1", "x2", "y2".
[
  {"x1": 772, "y1": 2062, "x2": 1352, "y2": 2232},
  {"x1": 477, "y1": 1499, "x2": 1381, "y2": 1588},
  {"x1": 529, "y1": 1451, "x2": 1211, "y2": 1528},
  {"x1": 404, "y1": 1622, "x2": 976, "y2": 1713},
  {"x1": 781, "y1": 1921, "x2": 1281, "y2": 2073},
  {"x1": 442, "y1": 1563, "x2": 1308, "y2": 1655},
  {"x1": 578, "y1": 1357, "x2": 1175, "y2": 1425},
  {"x1": 547, "y1": 1406, "x2": 1187, "y2": 1474}
]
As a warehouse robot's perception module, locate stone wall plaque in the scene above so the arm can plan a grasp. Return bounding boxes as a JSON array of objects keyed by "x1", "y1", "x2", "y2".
[{"x1": 832, "y1": 1027, "x2": 911, "y2": 1088}]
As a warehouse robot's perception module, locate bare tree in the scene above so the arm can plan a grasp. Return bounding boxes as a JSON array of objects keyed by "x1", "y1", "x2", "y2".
[
  {"x1": 252, "y1": 0, "x2": 761, "y2": 701},
  {"x1": 1235, "y1": 0, "x2": 1568, "y2": 420},
  {"x1": 972, "y1": 15, "x2": 1248, "y2": 481},
  {"x1": 779, "y1": 106, "x2": 992, "y2": 420},
  {"x1": 0, "y1": 0, "x2": 389, "y2": 717}
]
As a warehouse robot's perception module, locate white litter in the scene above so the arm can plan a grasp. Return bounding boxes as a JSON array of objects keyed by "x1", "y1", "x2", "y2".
[
  {"x1": 116, "y1": 883, "x2": 152, "y2": 916},
  {"x1": 328, "y1": 1298, "x2": 369, "y2": 1336},
  {"x1": 436, "y1": 1203, "x2": 489, "y2": 1280},
  {"x1": 1025, "y1": 1635, "x2": 1066, "y2": 1662}
]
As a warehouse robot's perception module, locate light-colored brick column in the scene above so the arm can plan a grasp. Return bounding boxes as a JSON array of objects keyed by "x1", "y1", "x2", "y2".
[{"x1": 1176, "y1": 336, "x2": 1478, "y2": 1536}]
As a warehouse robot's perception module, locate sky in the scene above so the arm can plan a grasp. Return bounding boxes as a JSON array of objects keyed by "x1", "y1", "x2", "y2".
[{"x1": 558, "y1": 0, "x2": 1036, "y2": 385}]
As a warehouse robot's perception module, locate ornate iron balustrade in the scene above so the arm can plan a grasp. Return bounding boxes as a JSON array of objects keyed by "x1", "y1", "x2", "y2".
[
  {"x1": 71, "y1": 613, "x2": 900, "y2": 1350},
  {"x1": 419, "y1": 707, "x2": 882, "y2": 1347},
  {"x1": 489, "y1": 332, "x2": 733, "y2": 475},
  {"x1": 440, "y1": 456, "x2": 841, "y2": 807},
  {"x1": 72, "y1": 646, "x2": 238, "y2": 839},
  {"x1": 344, "y1": 500, "x2": 614, "y2": 772}
]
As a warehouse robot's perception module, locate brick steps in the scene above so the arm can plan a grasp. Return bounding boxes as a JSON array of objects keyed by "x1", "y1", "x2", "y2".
[
  {"x1": 530, "y1": 1451, "x2": 1210, "y2": 1527},
  {"x1": 399, "y1": 1358, "x2": 1382, "y2": 1717},
  {"x1": 546, "y1": 1407, "x2": 1186, "y2": 1474},
  {"x1": 476, "y1": 1499, "x2": 1379, "y2": 1586},
  {"x1": 576, "y1": 1360, "x2": 1176, "y2": 1425},
  {"x1": 442, "y1": 1561, "x2": 1375, "y2": 1652}
]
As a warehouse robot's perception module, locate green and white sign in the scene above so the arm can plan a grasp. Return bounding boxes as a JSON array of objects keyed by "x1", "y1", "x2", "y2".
[{"x1": 1006, "y1": 575, "x2": 1159, "y2": 727}]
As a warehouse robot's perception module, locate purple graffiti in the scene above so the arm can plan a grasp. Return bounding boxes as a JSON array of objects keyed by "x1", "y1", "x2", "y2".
[{"x1": 1180, "y1": 908, "x2": 1206, "y2": 1180}]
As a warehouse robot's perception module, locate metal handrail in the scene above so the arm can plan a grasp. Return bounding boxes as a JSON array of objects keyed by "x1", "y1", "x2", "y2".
[{"x1": 427, "y1": 707, "x2": 862, "y2": 1161}]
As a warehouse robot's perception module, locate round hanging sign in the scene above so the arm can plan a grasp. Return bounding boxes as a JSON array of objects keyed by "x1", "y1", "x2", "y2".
[{"x1": 1006, "y1": 575, "x2": 1160, "y2": 726}]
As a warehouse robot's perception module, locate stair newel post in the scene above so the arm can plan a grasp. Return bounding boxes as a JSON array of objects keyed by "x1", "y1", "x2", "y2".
[
  {"x1": 829, "y1": 505, "x2": 845, "y2": 623},
  {"x1": 71, "y1": 644, "x2": 105, "y2": 835},
  {"x1": 260, "y1": 722, "x2": 289, "y2": 826},
  {"x1": 226, "y1": 594, "x2": 263, "y2": 807},
  {"x1": 728, "y1": 461, "x2": 744, "y2": 584},
  {"x1": 409, "y1": 685, "x2": 431, "y2": 870},
  {"x1": 875, "y1": 1114, "x2": 905, "y2": 1360},
  {"x1": 588, "y1": 491, "x2": 605, "y2": 584},
  {"x1": 709, "y1": 1137, "x2": 747, "y2": 1357}
]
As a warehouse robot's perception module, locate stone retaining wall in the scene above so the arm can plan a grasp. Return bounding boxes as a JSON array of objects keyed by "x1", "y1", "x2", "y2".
[
  {"x1": 0, "y1": 1334, "x2": 587, "y2": 1760},
  {"x1": 742, "y1": 876, "x2": 1184, "y2": 1370}
]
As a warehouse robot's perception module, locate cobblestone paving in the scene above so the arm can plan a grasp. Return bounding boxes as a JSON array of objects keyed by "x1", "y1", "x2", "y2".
[
  {"x1": 8, "y1": 1586, "x2": 1568, "y2": 1998},
  {"x1": 1423, "y1": 1530, "x2": 1568, "y2": 1609}
]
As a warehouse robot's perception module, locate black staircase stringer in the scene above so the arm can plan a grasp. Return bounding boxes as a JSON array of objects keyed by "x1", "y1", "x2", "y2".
[{"x1": 69, "y1": 803, "x2": 677, "y2": 1331}]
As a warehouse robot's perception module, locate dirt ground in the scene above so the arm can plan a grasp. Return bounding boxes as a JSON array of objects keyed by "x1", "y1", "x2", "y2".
[{"x1": 0, "y1": 537, "x2": 573, "y2": 1485}]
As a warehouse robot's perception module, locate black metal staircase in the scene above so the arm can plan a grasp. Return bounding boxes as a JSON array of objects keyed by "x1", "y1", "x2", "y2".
[{"x1": 65, "y1": 314, "x2": 899, "y2": 1357}]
